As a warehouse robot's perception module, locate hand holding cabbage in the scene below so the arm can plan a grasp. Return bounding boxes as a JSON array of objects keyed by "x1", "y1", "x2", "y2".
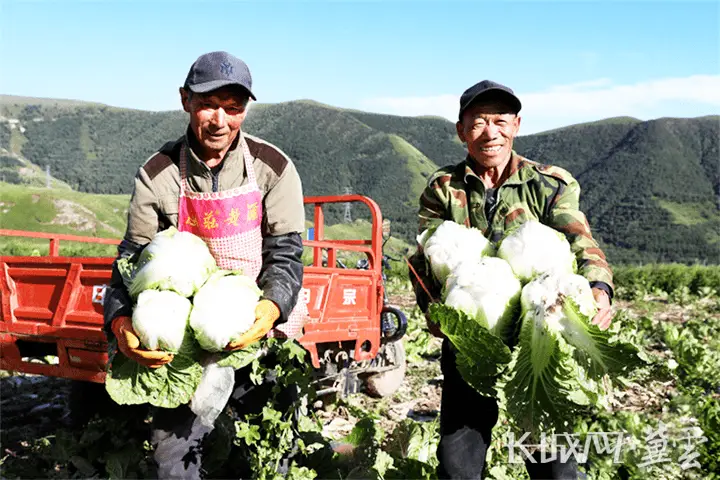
[
  {"x1": 590, "y1": 287, "x2": 612, "y2": 330},
  {"x1": 106, "y1": 227, "x2": 268, "y2": 409},
  {"x1": 418, "y1": 220, "x2": 643, "y2": 437},
  {"x1": 225, "y1": 299, "x2": 281, "y2": 351},
  {"x1": 111, "y1": 316, "x2": 174, "y2": 368},
  {"x1": 189, "y1": 270, "x2": 263, "y2": 352}
]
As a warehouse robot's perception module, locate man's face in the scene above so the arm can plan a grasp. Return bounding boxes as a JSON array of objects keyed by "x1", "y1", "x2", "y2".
[
  {"x1": 456, "y1": 101, "x2": 521, "y2": 170},
  {"x1": 180, "y1": 86, "x2": 249, "y2": 159}
]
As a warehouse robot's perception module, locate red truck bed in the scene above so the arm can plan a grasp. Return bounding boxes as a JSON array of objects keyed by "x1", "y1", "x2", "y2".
[{"x1": 1, "y1": 195, "x2": 388, "y2": 382}]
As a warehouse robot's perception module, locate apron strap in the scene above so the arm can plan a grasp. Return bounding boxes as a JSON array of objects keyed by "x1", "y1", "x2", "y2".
[
  {"x1": 180, "y1": 135, "x2": 257, "y2": 194},
  {"x1": 179, "y1": 143, "x2": 189, "y2": 197},
  {"x1": 239, "y1": 134, "x2": 258, "y2": 187}
]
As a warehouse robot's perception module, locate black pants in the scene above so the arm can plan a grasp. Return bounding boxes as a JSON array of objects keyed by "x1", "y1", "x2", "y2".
[
  {"x1": 437, "y1": 340, "x2": 580, "y2": 480},
  {"x1": 151, "y1": 354, "x2": 301, "y2": 479}
]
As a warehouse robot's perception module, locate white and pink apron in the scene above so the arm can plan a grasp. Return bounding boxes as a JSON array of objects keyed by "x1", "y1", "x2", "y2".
[{"x1": 177, "y1": 135, "x2": 308, "y2": 339}]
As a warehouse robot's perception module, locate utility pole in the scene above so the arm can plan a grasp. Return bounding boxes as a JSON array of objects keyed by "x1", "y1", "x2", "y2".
[
  {"x1": 46, "y1": 165, "x2": 51, "y2": 188},
  {"x1": 343, "y1": 187, "x2": 352, "y2": 223}
]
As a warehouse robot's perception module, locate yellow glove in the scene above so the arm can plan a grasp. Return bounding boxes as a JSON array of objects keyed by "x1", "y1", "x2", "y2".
[
  {"x1": 225, "y1": 300, "x2": 280, "y2": 351},
  {"x1": 111, "y1": 316, "x2": 174, "y2": 368}
]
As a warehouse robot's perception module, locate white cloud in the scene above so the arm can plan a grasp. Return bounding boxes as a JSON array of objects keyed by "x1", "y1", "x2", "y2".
[{"x1": 361, "y1": 75, "x2": 720, "y2": 134}]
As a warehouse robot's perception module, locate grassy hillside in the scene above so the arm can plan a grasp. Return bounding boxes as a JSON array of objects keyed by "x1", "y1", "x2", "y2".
[
  {"x1": 343, "y1": 109, "x2": 465, "y2": 168},
  {"x1": 0, "y1": 183, "x2": 128, "y2": 256},
  {"x1": 0, "y1": 95, "x2": 107, "y2": 117},
  {"x1": 387, "y1": 135, "x2": 440, "y2": 198},
  {"x1": 0, "y1": 183, "x2": 128, "y2": 235},
  {"x1": 514, "y1": 115, "x2": 720, "y2": 264},
  {"x1": 1, "y1": 94, "x2": 717, "y2": 264},
  {"x1": 0, "y1": 153, "x2": 73, "y2": 189}
]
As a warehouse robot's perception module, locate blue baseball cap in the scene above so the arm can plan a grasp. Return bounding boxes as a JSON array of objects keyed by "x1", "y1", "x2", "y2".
[{"x1": 183, "y1": 51, "x2": 257, "y2": 100}]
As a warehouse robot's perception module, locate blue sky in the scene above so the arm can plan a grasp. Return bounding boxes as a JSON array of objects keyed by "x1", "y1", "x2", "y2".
[{"x1": 1, "y1": 0, "x2": 718, "y2": 134}]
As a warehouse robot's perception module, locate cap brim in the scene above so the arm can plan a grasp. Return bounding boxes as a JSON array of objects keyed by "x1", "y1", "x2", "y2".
[
  {"x1": 460, "y1": 88, "x2": 521, "y2": 117},
  {"x1": 188, "y1": 80, "x2": 257, "y2": 100}
]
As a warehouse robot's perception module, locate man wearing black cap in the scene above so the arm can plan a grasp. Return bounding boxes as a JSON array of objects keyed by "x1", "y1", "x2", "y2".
[
  {"x1": 408, "y1": 80, "x2": 614, "y2": 479},
  {"x1": 103, "y1": 51, "x2": 308, "y2": 478}
]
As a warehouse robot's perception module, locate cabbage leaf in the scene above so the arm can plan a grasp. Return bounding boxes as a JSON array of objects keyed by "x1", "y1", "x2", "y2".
[
  {"x1": 427, "y1": 303, "x2": 512, "y2": 396},
  {"x1": 105, "y1": 331, "x2": 204, "y2": 409}
]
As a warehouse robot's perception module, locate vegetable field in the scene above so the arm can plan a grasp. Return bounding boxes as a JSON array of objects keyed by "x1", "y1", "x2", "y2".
[{"x1": 1, "y1": 264, "x2": 719, "y2": 479}]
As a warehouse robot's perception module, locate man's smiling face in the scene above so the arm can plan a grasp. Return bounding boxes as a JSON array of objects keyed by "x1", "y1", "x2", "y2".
[
  {"x1": 456, "y1": 100, "x2": 521, "y2": 170},
  {"x1": 181, "y1": 86, "x2": 250, "y2": 161}
]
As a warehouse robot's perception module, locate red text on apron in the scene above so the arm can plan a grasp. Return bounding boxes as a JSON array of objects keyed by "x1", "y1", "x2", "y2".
[{"x1": 177, "y1": 135, "x2": 307, "y2": 339}]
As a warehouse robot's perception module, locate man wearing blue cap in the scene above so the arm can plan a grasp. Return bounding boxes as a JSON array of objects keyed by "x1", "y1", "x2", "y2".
[
  {"x1": 103, "y1": 51, "x2": 309, "y2": 478},
  {"x1": 408, "y1": 80, "x2": 614, "y2": 479}
]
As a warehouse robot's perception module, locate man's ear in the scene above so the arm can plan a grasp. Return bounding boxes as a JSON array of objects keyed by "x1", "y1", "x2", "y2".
[
  {"x1": 513, "y1": 115, "x2": 522, "y2": 136},
  {"x1": 456, "y1": 121, "x2": 466, "y2": 143},
  {"x1": 180, "y1": 87, "x2": 191, "y2": 113}
]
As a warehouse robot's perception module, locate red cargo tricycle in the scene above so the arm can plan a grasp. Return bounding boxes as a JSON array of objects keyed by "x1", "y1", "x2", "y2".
[{"x1": 0, "y1": 194, "x2": 408, "y2": 398}]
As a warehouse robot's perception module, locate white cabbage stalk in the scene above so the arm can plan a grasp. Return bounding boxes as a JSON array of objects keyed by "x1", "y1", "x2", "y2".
[
  {"x1": 130, "y1": 227, "x2": 217, "y2": 299},
  {"x1": 132, "y1": 290, "x2": 192, "y2": 353},
  {"x1": 497, "y1": 220, "x2": 575, "y2": 283},
  {"x1": 520, "y1": 273, "x2": 598, "y2": 334},
  {"x1": 419, "y1": 221, "x2": 494, "y2": 285},
  {"x1": 190, "y1": 271, "x2": 263, "y2": 352},
  {"x1": 443, "y1": 257, "x2": 521, "y2": 339}
]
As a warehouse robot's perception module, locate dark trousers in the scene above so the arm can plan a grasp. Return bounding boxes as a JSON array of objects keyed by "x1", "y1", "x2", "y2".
[
  {"x1": 151, "y1": 354, "x2": 300, "y2": 479},
  {"x1": 437, "y1": 340, "x2": 580, "y2": 480}
]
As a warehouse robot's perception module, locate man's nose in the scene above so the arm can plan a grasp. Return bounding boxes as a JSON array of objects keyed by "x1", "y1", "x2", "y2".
[
  {"x1": 211, "y1": 107, "x2": 227, "y2": 126},
  {"x1": 480, "y1": 123, "x2": 499, "y2": 139}
]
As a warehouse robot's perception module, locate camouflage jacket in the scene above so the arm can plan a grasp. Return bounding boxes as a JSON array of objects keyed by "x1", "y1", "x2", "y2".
[{"x1": 409, "y1": 151, "x2": 614, "y2": 311}]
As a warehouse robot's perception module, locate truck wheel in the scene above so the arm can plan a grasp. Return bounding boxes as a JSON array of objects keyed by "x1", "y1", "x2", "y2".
[{"x1": 363, "y1": 341, "x2": 406, "y2": 398}]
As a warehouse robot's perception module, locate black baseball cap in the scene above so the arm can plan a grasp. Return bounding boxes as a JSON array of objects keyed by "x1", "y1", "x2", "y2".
[
  {"x1": 458, "y1": 80, "x2": 521, "y2": 120},
  {"x1": 183, "y1": 51, "x2": 257, "y2": 100}
]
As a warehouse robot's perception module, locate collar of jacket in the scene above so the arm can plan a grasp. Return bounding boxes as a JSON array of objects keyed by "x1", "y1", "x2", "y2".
[
  {"x1": 183, "y1": 127, "x2": 244, "y2": 173},
  {"x1": 461, "y1": 150, "x2": 536, "y2": 188}
]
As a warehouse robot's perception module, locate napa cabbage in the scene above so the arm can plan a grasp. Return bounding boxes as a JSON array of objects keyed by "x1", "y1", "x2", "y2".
[
  {"x1": 107, "y1": 231, "x2": 262, "y2": 410},
  {"x1": 132, "y1": 289, "x2": 192, "y2": 353},
  {"x1": 418, "y1": 219, "x2": 643, "y2": 439},
  {"x1": 190, "y1": 270, "x2": 263, "y2": 352},
  {"x1": 427, "y1": 303, "x2": 513, "y2": 397},
  {"x1": 503, "y1": 273, "x2": 643, "y2": 436},
  {"x1": 418, "y1": 221, "x2": 494, "y2": 285},
  {"x1": 127, "y1": 227, "x2": 217, "y2": 299},
  {"x1": 497, "y1": 220, "x2": 576, "y2": 283},
  {"x1": 442, "y1": 257, "x2": 521, "y2": 344}
]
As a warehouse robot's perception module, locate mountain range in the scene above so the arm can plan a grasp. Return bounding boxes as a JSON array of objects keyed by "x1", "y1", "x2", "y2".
[{"x1": 1, "y1": 95, "x2": 718, "y2": 264}]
